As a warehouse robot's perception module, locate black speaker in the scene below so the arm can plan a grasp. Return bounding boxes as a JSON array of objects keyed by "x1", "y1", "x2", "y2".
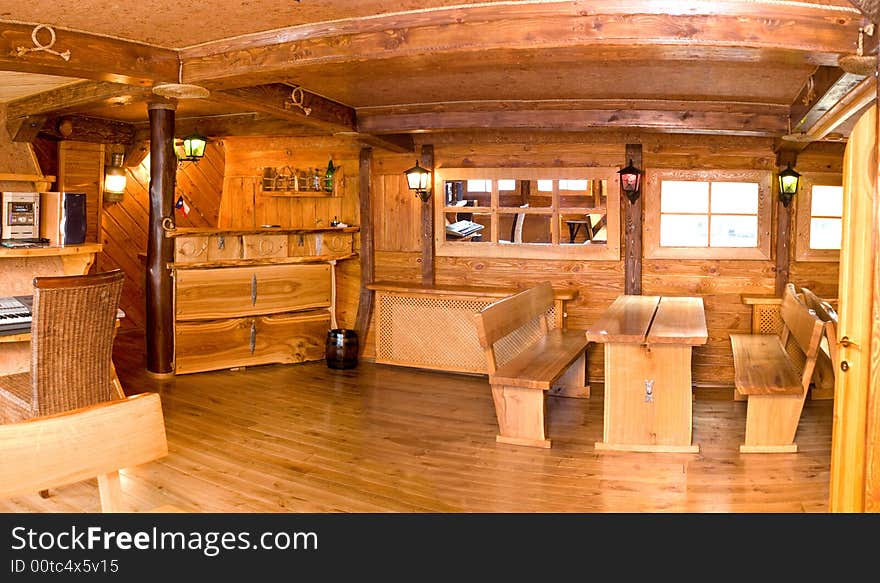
[{"x1": 41, "y1": 192, "x2": 87, "y2": 246}]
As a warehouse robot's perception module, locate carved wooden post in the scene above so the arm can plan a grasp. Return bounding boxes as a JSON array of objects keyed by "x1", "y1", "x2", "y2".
[
  {"x1": 420, "y1": 144, "x2": 435, "y2": 286},
  {"x1": 145, "y1": 101, "x2": 177, "y2": 376},
  {"x1": 624, "y1": 143, "x2": 643, "y2": 295},
  {"x1": 775, "y1": 150, "x2": 797, "y2": 296},
  {"x1": 354, "y1": 147, "x2": 374, "y2": 354}
]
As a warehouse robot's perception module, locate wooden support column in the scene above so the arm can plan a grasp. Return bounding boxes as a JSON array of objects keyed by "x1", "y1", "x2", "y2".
[
  {"x1": 624, "y1": 143, "x2": 643, "y2": 295},
  {"x1": 420, "y1": 144, "x2": 435, "y2": 286},
  {"x1": 145, "y1": 101, "x2": 177, "y2": 376},
  {"x1": 775, "y1": 150, "x2": 797, "y2": 296},
  {"x1": 354, "y1": 147, "x2": 374, "y2": 355}
]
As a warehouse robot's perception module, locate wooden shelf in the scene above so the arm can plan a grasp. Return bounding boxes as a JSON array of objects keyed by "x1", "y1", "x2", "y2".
[
  {"x1": 0, "y1": 173, "x2": 56, "y2": 183},
  {"x1": 0, "y1": 243, "x2": 102, "y2": 258},
  {"x1": 170, "y1": 252, "x2": 357, "y2": 270},
  {"x1": 264, "y1": 190, "x2": 335, "y2": 198},
  {"x1": 166, "y1": 226, "x2": 358, "y2": 238}
]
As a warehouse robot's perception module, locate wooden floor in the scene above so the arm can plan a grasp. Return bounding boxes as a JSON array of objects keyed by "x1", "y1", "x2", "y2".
[{"x1": 1, "y1": 331, "x2": 834, "y2": 513}]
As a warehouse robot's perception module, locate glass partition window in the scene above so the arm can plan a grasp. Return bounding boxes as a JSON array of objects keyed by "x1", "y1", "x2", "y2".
[
  {"x1": 435, "y1": 168, "x2": 620, "y2": 260},
  {"x1": 795, "y1": 177, "x2": 843, "y2": 261},
  {"x1": 645, "y1": 169, "x2": 771, "y2": 260}
]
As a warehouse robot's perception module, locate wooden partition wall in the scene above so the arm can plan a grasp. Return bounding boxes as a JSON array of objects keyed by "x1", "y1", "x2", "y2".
[{"x1": 366, "y1": 133, "x2": 843, "y2": 388}]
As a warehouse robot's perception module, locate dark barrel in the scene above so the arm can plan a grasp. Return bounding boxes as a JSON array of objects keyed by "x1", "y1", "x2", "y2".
[{"x1": 325, "y1": 328, "x2": 358, "y2": 369}]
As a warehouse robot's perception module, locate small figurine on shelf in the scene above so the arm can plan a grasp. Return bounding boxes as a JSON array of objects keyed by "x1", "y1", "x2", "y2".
[
  {"x1": 324, "y1": 159, "x2": 335, "y2": 192},
  {"x1": 330, "y1": 216, "x2": 340, "y2": 227},
  {"x1": 311, "y1": 168, "x2": 322, "y2": 191}
]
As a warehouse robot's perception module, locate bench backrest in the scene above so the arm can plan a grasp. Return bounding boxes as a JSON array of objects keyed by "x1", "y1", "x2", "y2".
[
  {"x1": 473, "y1": 282, "x2": 555, "y2": 374},
  {"x1": 0, "y1": 393, "x2": 168, "y2": 512},
  {"x1": 779, "y1": 284, "x2": 826, "y2": 391}
]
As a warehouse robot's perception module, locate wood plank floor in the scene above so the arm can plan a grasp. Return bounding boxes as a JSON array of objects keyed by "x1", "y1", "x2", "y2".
[{"x1": 0, "y1": 331, "x2": 833, "y2": 513}]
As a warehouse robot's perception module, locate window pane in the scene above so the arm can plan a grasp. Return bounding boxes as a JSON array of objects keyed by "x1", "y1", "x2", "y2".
[
  {"x1": 559, "y1": 178, "x2": 597, "y2": 208},
  {"x1": 466, "y1": 179, "x2": 491, "y2": 193},
  {"x1": 446, "y1": 212, "x2": 492, "y2": 243},
  {"x1": 660, "y1": 214, "x2": 708, "y2": 247},
  {"x1": 661, "y1": 181, "x2": 709, "y2": 213},
  {"x1": 497, "y1": 179, "x2": 516, "y2": 191},
  {"x1": 537, "y1": 179, "x2": 553, "y2": 192},
  {"x1": 711, "y1": 182, "x2": 759, "y2": 214},
  {"x1": 561, "y1": 213, "x2": 606, "y2": 245},
  {"x1": 810, "y1": 218, "x2": 842, "y2": 250},
  {"x1": 811, "y1": 185, "x2": 843, "y2": 217},
  {"x1": 710, "y1": 215, "x2": 758, "y2": 247},
  {"x1": 500, "y1": 180, "x2": 550, "y2": 208}
]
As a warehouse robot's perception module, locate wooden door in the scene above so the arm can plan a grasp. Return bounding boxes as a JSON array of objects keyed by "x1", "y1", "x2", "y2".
[{"x1": 829, "y1": 104, "x2": 879, "y2": 512}]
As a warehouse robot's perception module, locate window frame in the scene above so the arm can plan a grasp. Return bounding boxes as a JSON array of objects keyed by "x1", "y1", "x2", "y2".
[
  {"x1": 433, "y1": 167, "x2": 620, "y2": 260},
  {"x1": 644, "y1": 168, "x2": 772, "y2": 260},
  {"x1": 794, "y1": 172, "x2": 842, "y2": 262}
]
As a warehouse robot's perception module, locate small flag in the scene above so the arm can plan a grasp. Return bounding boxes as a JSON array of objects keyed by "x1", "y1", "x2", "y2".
[{"x1": 175, "y1": 195, "x2": 190, "y2": 217}]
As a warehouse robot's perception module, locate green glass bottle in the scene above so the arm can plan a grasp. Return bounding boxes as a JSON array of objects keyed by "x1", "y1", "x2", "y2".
[{"x1": 324, "y1": 159, "x2": 335, "y2": 193}]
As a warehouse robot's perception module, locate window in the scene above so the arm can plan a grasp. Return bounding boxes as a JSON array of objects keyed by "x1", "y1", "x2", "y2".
[
  {"x1": 795, "y1": 174, "x2": 843, "y2": 261},
  {"x1": 435, "y1": 167, "x2": 620, "y2": 260},
  {"x1": 645, "y1": 169, "x2": 772, "y2": 260}
]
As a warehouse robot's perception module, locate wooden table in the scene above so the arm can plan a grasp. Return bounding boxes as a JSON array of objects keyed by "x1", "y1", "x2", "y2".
[{"x1": 586, "y1": 295, "x2": 708, "y2": 453}]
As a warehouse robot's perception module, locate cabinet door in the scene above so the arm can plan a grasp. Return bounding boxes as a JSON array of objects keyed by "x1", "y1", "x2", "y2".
[
  {"x1": 175, "y1": 263, "x2": 332, "y2": 320},
  {"x1": 242, "y1": 234, "x2": 288, "y2": 259},
  {"x1": 174, "y1": 310, "x2": 330, "y2": 374},
  {"x1": 174, "y1": 317, "x2": 256, "y2": 374}
]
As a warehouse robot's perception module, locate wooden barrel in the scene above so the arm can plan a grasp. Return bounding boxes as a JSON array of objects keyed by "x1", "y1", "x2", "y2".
[{"x1": 325, "y1": 329, "x2": 358, "y2": 369}]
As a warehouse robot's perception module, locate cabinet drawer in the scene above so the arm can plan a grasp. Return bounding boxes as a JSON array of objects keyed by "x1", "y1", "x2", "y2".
[
  {"x1": 174, "y1": 310, "x2": 330, "y2": 374},
  {"x1": 242, "y1": 234, "x2": 287, "y2": 259},
  {"x1": 175, "y1": 263, "x2": 332, "y2": 320},
  {"x1": 206, "y1": 235, "x2": 242, "y2": 261},
  {"x1": 321, "y1": 232, "x2": 353, "y2": 256},
  {"x1": 174, "y1": 236, "x2": 209, "y2": 264},
  {"x1": 288, "y1": 232, "x2": 319, "y2": 257}
]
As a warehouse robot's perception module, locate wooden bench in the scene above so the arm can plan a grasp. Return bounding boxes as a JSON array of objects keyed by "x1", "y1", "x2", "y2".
[
  {"x1": 730, "y1": 284, "x2": 825, "y2": 453},
  {"x1": 473, "y1": 282, "x2": 590, "y2": 448},
  {"x1": 0, "y1": 393, "x2": 183, "y2": 512},
  {"x1": 800, "y1": 286, "x2": 839, "y2": 399}
]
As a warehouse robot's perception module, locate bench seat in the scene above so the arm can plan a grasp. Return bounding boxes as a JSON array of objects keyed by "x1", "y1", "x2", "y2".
[
  {"x1": 490, "y1": 329, "x2": 590, "y2": 390},
  {"x1": 730, "y1": 334, "x2": 802, "y2": 396}
]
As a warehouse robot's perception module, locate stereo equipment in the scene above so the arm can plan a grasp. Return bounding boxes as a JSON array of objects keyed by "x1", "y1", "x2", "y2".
[
  {"x1": 40, "y1": 192, "x2": 87, "y2": 246},
  {"x1": 1, "y1": 192, "x2": 40, "y2": 240}
]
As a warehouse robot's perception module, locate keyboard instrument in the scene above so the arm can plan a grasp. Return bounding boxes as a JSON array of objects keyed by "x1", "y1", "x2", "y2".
[
  {"x1": 446, "y1": 220, "x2": 484, "y2": 238},
  {"x1": 0, "y1": 296, "x2": 32, "y2": 334}
]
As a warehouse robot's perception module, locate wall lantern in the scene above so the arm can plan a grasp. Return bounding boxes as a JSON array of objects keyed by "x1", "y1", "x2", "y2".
[
  {"x1": 778, "y1": 164, "x2": 801, "y2": 207},
  {"x1": 178, "y1": 131, "x2": 208, "y2": 163},
  {"x1": 103, "y1": 152, "x2": 127, "y2": 203},
  {"x1": 404, "y1": 160, "x2": 432, "y2": 202},
  {"x1": 618, "y1": 159, "x2": 643, "y2": 204}
]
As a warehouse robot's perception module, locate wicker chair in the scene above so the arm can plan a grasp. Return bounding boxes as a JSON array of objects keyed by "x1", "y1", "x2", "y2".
[{"x1": 0, "y1": 269, "x2": 124, "y2": 424}]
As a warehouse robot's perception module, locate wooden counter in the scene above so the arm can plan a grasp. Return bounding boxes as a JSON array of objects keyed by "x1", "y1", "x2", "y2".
[
  {"x1": 587, "y1": 295, "x2": 707, "y2": 453},
  {"x1": 367, "y1": 281, "x2": 577, "y2": 374}
]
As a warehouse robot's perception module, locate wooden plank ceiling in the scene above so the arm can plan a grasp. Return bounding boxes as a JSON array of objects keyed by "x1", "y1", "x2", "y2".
[{"x1": 0, "y1": 0, "x2": 873, "y2": 151}]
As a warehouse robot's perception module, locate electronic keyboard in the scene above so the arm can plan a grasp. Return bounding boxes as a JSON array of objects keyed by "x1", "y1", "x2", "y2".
[{"x1": 0, "y1": 296, "x2": 32, "y2": 334}]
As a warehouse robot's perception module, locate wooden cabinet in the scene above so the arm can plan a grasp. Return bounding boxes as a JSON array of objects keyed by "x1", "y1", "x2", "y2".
[
  {"x1": 175, "y1": 264, "x2": 332, "y2": 320},
  {"x1": 174, "y1": 311, "x2": 330, "y2": 374},
  {"x1": 168, "y1": 227, "x2": 358, "y2": 375}
]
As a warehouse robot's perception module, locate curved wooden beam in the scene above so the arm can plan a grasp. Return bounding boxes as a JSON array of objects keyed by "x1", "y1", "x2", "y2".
[{"x1": 181, "y1": 1, "x2": 861, "y2": 88}]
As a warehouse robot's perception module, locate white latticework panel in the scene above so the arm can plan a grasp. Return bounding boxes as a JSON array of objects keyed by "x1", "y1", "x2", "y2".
[{"x1": 376, "y1": 292, "x2": 557, "y2": 374}]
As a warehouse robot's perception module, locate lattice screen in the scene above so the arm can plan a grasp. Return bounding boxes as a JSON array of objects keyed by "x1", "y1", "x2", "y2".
[
  {"x1": 376, "y1": 292, "x2": 556, "y2": 374},
  {"x1": 753, "y1": 304, "x2": 784, "y2": 336}
]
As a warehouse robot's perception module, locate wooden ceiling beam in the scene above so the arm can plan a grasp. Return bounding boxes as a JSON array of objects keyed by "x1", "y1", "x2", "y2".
[
  {"x1": 181, "y1": 4, "x2": 861, "y2": 88},
  {"x1": 0, "y1": 21, "x2": 177, "y2": 85},
  {"x1": 357, "y1": 107, "x2": 788, "y2": 137},
  {"x1": 37, "y1": 115, "x2": 136, "y2": 145},
  {"x1": 211, "y1": 84, "x2": 356, "y2": 133},
  {"x1": 5, "y1": 81, "x2": 152, "y2": 120},
  {"x1": 803, "y1": 75, "x2": 876, "y2": 142},
  {"x1": 210, "y1": 84, "x2": 413, "y2": 152},
  {"x1": 791, "y1": 67, "x2": 867, "y2": 133},
  {"x1": 7, "y1": 115, "x2": 48, "y2": 143}
]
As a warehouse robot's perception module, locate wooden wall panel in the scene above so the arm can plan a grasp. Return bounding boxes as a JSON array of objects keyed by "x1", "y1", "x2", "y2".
[{"x1": 59, "y1": 141, "x2": 103, "y2": 243}]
